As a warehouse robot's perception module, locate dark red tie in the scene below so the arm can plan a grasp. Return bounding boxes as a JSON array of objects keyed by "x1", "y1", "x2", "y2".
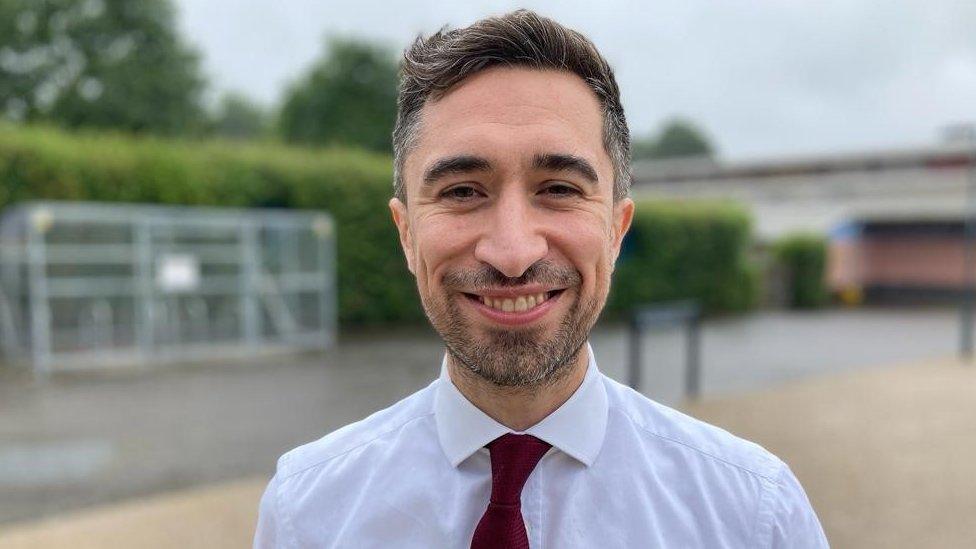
[{"x1": 471, "y1": 433, "x2": 552, "y2": 549}]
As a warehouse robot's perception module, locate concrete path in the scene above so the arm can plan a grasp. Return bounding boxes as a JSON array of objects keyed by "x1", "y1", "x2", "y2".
[
  {"x1": 0, "y1": 479, "x2": 263, "y2": 549},
  {"x1": 686, "y1": 356, "x2": 976, "y2": 549}
]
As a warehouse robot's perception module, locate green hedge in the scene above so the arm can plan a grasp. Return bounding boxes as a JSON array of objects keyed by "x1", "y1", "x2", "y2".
[
  {"x1": 0, "y1": 124, "x2": 759, "y2": 326},
  {"x1": 0, "y1": 123, "x2": 423, "y2": 325},
  {"x1": 606, "y1": 200, "x2": 759, "y2": 316},
  {"x1": 773, "y1": 233, "x2": 828, "y2": 309}
]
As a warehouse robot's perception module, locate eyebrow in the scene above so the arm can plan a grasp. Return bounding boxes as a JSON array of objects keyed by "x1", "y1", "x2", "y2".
[
  {"x1": 421, "y1": 152, "x2": 600, "y2": 186},
  {"x1": 423, "y1": 155, "x2": 493, "y2": 186},
  {"x1": 532, "y1": 153, "x2": 599, "y2": 184}
]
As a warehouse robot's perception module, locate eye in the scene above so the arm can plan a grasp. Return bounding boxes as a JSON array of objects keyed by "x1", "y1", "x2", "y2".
[
  {"x1": 541, "y1": 183, "x2": 582, "y2": 197},
  {"x1": 441, "y1": 185, "x2": 481, "y2": 201}
]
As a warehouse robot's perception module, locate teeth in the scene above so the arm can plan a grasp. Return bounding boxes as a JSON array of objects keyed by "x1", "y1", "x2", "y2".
[{"x1": 478, "y1": 291, "x2": 551, "y2": 312}]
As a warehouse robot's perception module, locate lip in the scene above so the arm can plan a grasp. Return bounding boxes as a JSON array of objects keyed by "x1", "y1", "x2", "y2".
[{"x1": 462, "y1": 289, "x2": 564, "y2": 326}]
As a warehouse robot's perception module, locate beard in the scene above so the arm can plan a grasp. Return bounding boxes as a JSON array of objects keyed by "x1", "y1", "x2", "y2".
[{"x1": 421, "y1": 260, "x2": 603, "y2": 389}]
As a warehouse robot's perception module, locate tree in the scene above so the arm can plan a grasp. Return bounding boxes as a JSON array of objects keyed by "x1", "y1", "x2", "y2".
[
  {"x1": 212, "y1": 92, "x2": 268, "y2": 140},
  {"x1": 278, "y1": 36, "x2": 397, "y2": 152},
  {"x1": 632, "y1": 118, "x2": 715, "y2": 161},
  {"x1": 0, "y1": 0, "x2": 207, "y2": 135}
]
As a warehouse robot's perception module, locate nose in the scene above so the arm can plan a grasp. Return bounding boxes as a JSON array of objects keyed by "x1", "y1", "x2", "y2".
[{"x1": 473, "y1": 191, "x2": 548, "y2": 278}]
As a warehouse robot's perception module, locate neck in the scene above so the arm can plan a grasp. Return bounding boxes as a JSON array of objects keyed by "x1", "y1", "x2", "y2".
[{"x1": 446, "y1": 346, "x2": 589, "y2": 432}]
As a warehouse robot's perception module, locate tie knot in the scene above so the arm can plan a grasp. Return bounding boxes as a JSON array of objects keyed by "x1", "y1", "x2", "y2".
[{"x1": 485, "y1": 433, "x2": 552, "y2": 505}]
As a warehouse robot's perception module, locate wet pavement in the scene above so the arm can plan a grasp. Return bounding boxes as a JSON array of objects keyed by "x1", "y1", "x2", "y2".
[{"x1": 0, "y1": 307, "x2": 962, "y2": 525}]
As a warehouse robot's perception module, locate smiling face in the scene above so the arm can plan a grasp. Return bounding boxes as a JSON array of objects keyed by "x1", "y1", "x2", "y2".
[{"x1": 390, "y1": 66, "x2": 634, "y2": 388}]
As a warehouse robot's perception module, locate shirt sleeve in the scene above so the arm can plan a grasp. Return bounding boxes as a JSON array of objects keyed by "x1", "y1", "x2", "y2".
[
  {"x1": 760, "y1": 462, "x2": 829, "y2": 548},
  {"x1": 253, "y1": 471, "x2": 282, "y2": 549}
]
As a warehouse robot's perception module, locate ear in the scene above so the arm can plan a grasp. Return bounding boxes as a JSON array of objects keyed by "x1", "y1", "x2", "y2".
[
  {"x1": 610, "y1": 197, "x2": 635, "y2": 265},
  {"x1": 389, "y1": 197, "x2": 416, "y2": 275}
]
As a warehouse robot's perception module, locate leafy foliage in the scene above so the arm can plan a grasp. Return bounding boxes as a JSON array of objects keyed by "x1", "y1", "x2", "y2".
[
  {"x1": 0, "y1": 122, "x2": 420, "y2": 324},
  {"x1": 606, "y1": 200, "x2": 758, "y2": 316},
  {"x1": 0, "y1": 0, "x2": 207, "y2": 135},
  {"x1": 632, "y1": 118, "x2": 715, "y2": 161},
  {"x1": 278, "y1": 37, "x2": 398, "y2": 152},
  {"x1": 773, "y1": 233, "x2": 828, "y2": 309},
  {"x1": 0, "y1": 124, "x2": 758, "y2": 325}
]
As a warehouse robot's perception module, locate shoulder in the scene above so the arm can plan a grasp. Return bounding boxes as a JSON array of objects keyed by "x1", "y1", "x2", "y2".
[
  {"x1": 255, "y1": 380, "x2": 443, "y2": 547},
  {"x1": 275, "y1": 379, "x2": 439, "y2": 481},
  {"x1": 601, "y1": 374, "x2": 783, "y2": 482},
  {"x1": 599, "y1": 376, "x2": 827, "y2": 546}
]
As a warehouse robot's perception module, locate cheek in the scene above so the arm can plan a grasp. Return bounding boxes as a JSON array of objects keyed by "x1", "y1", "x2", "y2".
[
  {"x1": 548, "y1": 216, "x2": 615, "y2": 285},
  {"x1": 413, "y1": 215, "x2": 479, "y2": 281}
]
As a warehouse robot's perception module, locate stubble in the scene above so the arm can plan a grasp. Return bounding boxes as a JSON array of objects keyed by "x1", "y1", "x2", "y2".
[{"x1": 422, "y1": 260, "x2": 602, "y2": 390}]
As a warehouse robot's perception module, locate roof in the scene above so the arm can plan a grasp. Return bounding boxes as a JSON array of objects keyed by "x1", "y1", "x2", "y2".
[{"x1": 633, "y1": 144, "x2": 976, "y2": 184}]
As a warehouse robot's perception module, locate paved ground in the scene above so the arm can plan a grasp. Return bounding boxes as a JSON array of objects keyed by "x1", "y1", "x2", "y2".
[
  {"x1": 2, "y1": 355, "x2": 973, "y2": 548},
  {"x1": 0, "y1": 307, "x2": 963, "y2": 528},
  {"x1": 0, "y1": 480, "x2": 263, "y2": 549},
  {"x1": 685, "y1": 357, "x2": 976, "y2": 549}
]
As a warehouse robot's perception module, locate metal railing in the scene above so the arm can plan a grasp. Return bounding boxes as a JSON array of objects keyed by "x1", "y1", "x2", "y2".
[
  {"x1": 0, "y1": 201, "x2": 336, "y2": 376},
  {"x1": 628, "y1": 300, "x2": 703, "y2": 400}
]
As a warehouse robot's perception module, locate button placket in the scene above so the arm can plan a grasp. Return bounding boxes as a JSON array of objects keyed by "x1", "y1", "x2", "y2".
[{"x1": 526, "y1": 448, "x2": 550, "y2": 547}]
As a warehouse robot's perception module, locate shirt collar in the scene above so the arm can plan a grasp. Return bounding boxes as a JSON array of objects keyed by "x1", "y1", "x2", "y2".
[{"x1": 434, "y1": 342, "x2": 608, "y2": 468}]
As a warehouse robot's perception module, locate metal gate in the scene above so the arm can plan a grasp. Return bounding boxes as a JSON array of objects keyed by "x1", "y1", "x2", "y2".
[{"x1": 0, "y1": 201, "x2": 336, "y2": 375}]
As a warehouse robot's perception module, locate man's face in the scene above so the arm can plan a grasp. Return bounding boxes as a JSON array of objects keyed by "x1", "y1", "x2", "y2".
[{"x1": 390, "y1": 66, "x2": 634, "y2": 388}]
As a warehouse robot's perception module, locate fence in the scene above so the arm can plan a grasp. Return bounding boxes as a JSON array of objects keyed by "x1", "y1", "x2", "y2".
[{"x1": 0, "y1": 202, "x2": 336, "y2": 376}]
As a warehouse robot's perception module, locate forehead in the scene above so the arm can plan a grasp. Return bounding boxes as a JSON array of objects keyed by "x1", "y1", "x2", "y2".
[{"x1": 405, "y1": 66, "x2": 609, "y2": 184}]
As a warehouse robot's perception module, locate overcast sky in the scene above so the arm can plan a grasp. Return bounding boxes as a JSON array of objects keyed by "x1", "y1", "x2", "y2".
[{"x1": 174, "y1": 0, "x2": 976, "y2": 160}]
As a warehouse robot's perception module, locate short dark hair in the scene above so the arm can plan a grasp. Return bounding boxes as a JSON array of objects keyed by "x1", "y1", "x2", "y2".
[{"x1": 392, "y1": 9, "x2": 631, "y2": 202}]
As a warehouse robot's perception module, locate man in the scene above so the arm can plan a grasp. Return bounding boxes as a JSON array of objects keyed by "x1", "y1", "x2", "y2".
[{"x1": 255, "y1": 10, "x2": 828, "y2": 548}]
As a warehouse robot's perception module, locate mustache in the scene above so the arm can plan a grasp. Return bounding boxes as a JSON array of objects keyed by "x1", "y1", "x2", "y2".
[{"x1": 441, "y1": 260, "x2": 581, "y2": 291}]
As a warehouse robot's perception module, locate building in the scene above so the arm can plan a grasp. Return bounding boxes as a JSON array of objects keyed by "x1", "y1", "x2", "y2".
[{"x1": 632, "y1": 145, "x2": 973, "y2": 302}]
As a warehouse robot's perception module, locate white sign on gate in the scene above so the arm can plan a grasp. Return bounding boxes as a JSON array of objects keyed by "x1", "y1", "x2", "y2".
[{"x1": 156, "y1": 254, "x2": 201, "y2": 293}]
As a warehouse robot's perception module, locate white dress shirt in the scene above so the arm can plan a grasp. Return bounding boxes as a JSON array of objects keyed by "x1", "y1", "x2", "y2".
[{"x1": 254, "y1": 344, "x2": 828, "y2": 548}]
